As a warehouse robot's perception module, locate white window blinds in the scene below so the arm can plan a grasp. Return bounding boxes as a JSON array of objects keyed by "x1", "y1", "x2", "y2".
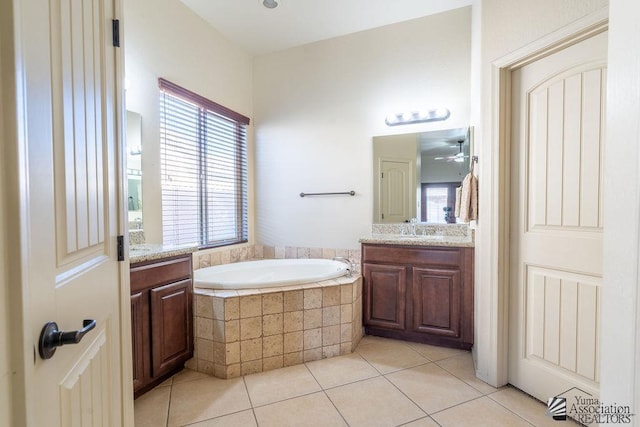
[{"x1": 159, "y1": 78, "x2": 249, "y2": 248}]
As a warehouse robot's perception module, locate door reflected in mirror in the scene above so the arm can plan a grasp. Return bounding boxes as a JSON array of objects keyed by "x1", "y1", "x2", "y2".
[
  {"x1": 372, "y1": 127, "x2": 471, "y2": 224},
  {"x1": 127, "y1": 110, "x2": 143, "y2": 229}
]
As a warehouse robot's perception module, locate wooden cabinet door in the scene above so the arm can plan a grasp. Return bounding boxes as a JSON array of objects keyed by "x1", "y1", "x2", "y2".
[
  {"x1": 150, "y1": 279, "x2": 193, "y2": 377},
  {"x1": 131, "y1": 291, "x2": 148, "y2": 392},
  {"x1": 363, "y1": 263, "x2": 407, "y2": 330},
  {"x1": 411, "y1": 267, "x2": 461, "y2": 337}
]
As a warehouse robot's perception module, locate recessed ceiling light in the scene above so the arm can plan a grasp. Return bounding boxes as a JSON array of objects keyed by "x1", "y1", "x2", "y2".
[{"x1": 263, "y1": 0, "x2": 278, "y2": 9}]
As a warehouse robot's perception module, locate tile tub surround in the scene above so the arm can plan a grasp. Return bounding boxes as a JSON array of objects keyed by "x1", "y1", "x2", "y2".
[{"x1": 190, "y1": 276, "x2": 363, "y2": 379}]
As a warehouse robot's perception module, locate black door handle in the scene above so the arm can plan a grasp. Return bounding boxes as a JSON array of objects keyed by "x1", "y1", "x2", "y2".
[{"x1": 38, "y1": 319, "x2": 97, "y2": 360}]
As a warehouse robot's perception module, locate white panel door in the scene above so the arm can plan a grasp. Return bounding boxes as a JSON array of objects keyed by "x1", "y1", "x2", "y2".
[
  {"x1": 509, "y1": 30, "x2": 607, "y2": 405},
  {"x1": 19, "y1": 0, "x2": 123, "y2": 424},
  {"x1": 381, "y1": 159, "x2": 413, "y2": 223}
]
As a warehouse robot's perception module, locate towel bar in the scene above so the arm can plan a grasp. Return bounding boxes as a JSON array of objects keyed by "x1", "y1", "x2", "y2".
[{"x1": 300, "y1": 191, "x2": 355, "y2": 198}]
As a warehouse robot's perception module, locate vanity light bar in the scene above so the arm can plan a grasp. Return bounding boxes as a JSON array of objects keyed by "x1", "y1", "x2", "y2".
[{"x1": 385, "y1": 108, "x2": 450, "y2": 126}]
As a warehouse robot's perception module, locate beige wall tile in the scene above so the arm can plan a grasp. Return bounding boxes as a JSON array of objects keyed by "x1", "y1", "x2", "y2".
[
  {"x1": 213, "y1": 363, "x2": 226, "y2": 378},
  {"x1": 263, "y1": 246, "x2": 275, "y2": 259},
  {"x1": 275, "y1": 246, "x2": 285, "y2": 259},
  {"x1": 340, "y1": 284, "x2": 353, "y2": 305},
  {"x1": 263, "y1": 355, "x2": 284, "y2": 372},
  {"x1": 304, "y1": 348, "x2": 323, "y2": 363},
  {"x1": 323, "y1": 306, "x2": 340, "y2": 326},
  {"x1": 263, "y1": 292, "x2": 283, "y2": 315},
  {"x1": 323, "y1": 344, "x2": 341, "y2": 359},
  {"x1": 304, "y1": 289, "x2": 322, "y2": 309},
  {"x1": 263, "y1": 335, "x2": 284, "y2": 358},
  {"x1": 241, "y1": 360, "x2": 263, "y2": 376},
  {"x1": 335, "y1": 248, "x2": 349, "y2": 258},
  {"x1": 310, "y1": 247, "x2": 322, "y2": 258},
  {"x1": 284, "y1": 310, "x2": 303, "y2": 332},
  {"x1": 241, "y1": 338, "x2": 263, "y2": 362},
  {"x1": 284, "y1": 290, "x2": 303, "y2": 312},
  {"x1": 212, "y1": 319, "x2": 224, "y2": 342},
  {"x1": 226, "y1": 341, "x2": 240, "y2": 364},
  {"x1": 210, "y1": 251, "x2": 221, "y2": 266},
  {"x1": 263, "y1": 313, "x2": 284, "y2": 336},
  {"x1": 304, "y1": 308, "x2": 323, "y2": 329},
  {"x1": 225, "y1": 297, "x2": 240, "y2": 320},
  {"x1": 199, "y1": 253, "x2": 211, "y2": 269},
  {"x1": 340, "y1": 304, "x2": 353, "y2": 324},
  {"x1": 254, "y1": 244, "x2": 264, "y2": 258},
  {"x1": 211, "y1": 297, "x2": 224, "y2": 320},
  {"x1": 340, "y1": 323, "x2": 352, "y2": 343},
  {"x1": 340, "y1": 342, "x2": 352, "y2": 355},
  {"x1": 304, "y1": 328, "x2": 322, "y2": 349},
  {"x1": 240, "y1": 295, "x2": 262, "y2": 318},
  {"x1": 195, "y1": 295, "x2": 213, "y2": 319},
  {"x1": 185, "y1": 357, "x2": 197, "y2": 370},
  {"x1": 226, "y1": 363, "x2": 241, "y2": 379},
  {"x1": 225, "y1": 320, "x2": 240, "y2": 343},
  {"x1": 283, "y1": 351, "x2": 303, "y2": 367},
  {"x1": 322, "y1": 248, "x2": 336, "y2": 259},
  {"x1": 323, "y1": 325, "x2": 341, "y2": 346},
  {"x1": 196, "y1": 338, "x2": 214, "y2": 362},
  {"x1": 240, "y1": 316, "x2": 262, "y2": 340},
  {"x1": 284, "y1": 331, "x2": 304, "y2": 353},
  {"x1": 196, "y1": 317, "x2": 213, "y2": 339},
  {"x1": 214, "y1": 342, "x2": 225, "y2": 364},
  {"x1": 198, "y1": 360, "x2": 215, "y2": 376},
  {"x1": 285, "y1": 247, "x2": 296, "y2": 258},
  {"x1": 297, "y1": 247, "x2": 310, "y2": 258},
  {"x1": 220, "y1": 250, "x2": 231, "y2": 264},
  {"x1": 323, "y1": 286, "x2": 341, "y2": 306}
]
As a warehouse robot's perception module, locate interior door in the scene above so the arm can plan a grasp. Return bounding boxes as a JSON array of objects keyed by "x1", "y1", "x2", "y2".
[
  {"x1": 380, "y1": 159, "x2": 413, "y2": 223},
  {"x1": 509, "y1": 30, "x2": 607, "y2": 404},
  {"x1": 19, "y1": 0, "x2": 124, "y2": 424}
]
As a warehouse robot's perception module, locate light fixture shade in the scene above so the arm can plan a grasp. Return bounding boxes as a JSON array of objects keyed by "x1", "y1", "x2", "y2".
[
  {"x1": 385, "y1": 108, "x2": 450, "y2": 126},
  {"x1": 263, "y1": 0, "x2": 278, "y2": 8}
]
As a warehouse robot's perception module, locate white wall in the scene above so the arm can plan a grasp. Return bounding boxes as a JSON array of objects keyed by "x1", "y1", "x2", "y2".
[
  {"x1": 421, "y1": 156, "x2": 466, "y2": 183},
  {"x1": 253, "y1": 7, "x2": 471, "y2": 249},
  {"x1": 601, "y1": 0, "x2": 640, "y2": 412},
  {"x1": 472, "y1": 0, "x2": 608, "y2": 387},
  {"x1": 124, "y1": 0, "x2": 254, "y2": 244}
]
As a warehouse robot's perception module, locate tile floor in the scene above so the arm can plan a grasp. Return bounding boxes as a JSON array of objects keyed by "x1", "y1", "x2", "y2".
[{"x1": 135, "y1": 336, "x2": 574, "y2": 427}]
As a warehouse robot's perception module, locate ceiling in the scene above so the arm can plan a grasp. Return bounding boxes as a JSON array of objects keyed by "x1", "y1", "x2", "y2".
[{"x1": 180, "y1": 0, "x2": 472, "y2": 56}]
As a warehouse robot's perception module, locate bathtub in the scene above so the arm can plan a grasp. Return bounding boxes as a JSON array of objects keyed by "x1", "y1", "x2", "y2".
[{"x1": 194, "y1": 258, "x2": 350, "y2": 290}]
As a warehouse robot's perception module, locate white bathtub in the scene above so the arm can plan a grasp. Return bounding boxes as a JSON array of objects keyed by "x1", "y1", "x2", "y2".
[{"x1": 194, "y1": 258, "x2": 350, "y2": 290}]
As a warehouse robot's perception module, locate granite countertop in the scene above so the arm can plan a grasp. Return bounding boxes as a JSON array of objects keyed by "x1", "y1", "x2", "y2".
[
  {"x1": 129, "y1": 243, "x2": 199, "y2": 264},
  {"x1": 359, "y1": 232, "x2": 474, "y2": 247}
]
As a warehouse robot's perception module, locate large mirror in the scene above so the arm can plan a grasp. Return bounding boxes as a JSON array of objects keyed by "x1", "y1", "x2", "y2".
[
  {"x1": 373, "y1": 127, "x2": 471, "y2": 224},
  {"x1": 127, "y1": 110, "x2": 143, "y2": 229}
]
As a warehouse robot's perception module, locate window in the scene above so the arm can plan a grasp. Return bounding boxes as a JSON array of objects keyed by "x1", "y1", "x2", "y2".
[
  {"x1": 159, "y1": 78, "x2": 249, "y2": 248},
  {"x1": 421, "y1": 182, "x2": 459, "y2": 223}
]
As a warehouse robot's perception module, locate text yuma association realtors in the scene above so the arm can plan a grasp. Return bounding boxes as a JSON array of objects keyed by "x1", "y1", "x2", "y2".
[{"x1": 569, "y1": 395, "x2": 633, "y2": 424}]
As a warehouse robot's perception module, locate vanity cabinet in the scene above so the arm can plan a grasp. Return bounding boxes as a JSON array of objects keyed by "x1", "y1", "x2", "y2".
[
  {"x1": 130, "y1": 254, "x2": 194, "y2": 398},
  {"x1": 362, "y1": 244, "x2": 473, "y2": 349}
]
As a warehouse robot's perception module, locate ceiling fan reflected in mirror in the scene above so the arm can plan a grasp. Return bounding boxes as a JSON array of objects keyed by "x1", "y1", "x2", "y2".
[{"x1": 434, "y1": 140, "x2": 469, "y2": 163}]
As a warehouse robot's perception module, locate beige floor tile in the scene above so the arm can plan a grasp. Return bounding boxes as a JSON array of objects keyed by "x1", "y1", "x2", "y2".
[
  {"x1": 489, "y1": 386, "x2": 580, "y2": 427},
  {"x1": 254, "y1": 392, "x2": 347, "y2": 427},
  {"x1": 243, "y1": 364, "x2": 321, "y2": 407},
  {"x1": 432, "y1": 396, "x2": 533, "y2": 426},
  {"x1": 187, "y1": 409, "x2": 258, "y2": 426},
  {"x1": 386, "y1": 363, "x2": 482, "y2": 414},
  {"x1": 167, "y1": 376, "x2": 251, "y2": 426},
  {"x1": 326, "y1": 376, "x2": 426, "y2": 427},
  {"x1": 171, "y1": 368, "x2": 210, "y2": 384},
  {"x1": 435, "y1": 353, "x2": 498, "y2": 395},
  {"x1": 355, "y1": 336, "x2": 429, "y2": 374},
  {"x1": 400, "y1": 416, "x2": 441, "y2": 427},
  {"x1": 305, "y1": 353, "x2": 379, "y2": 389},
  {"x1": 405, "y1": 341, "x2": 468, "y2": 361},
  {"x1": 156, "y1": 376, "x2": 173, "y2": 388},
  {"x1": 134, "y1": 385, "x2": 171, "y2": 427}
]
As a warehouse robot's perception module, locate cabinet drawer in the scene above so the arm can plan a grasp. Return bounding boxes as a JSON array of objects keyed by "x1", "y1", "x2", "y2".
[
  {"x1": 362, "y1": 244, "x2": 461, "y2": 267},
  {"x1": 130, "y1": 255, "x2": 192, "y2": 292}
]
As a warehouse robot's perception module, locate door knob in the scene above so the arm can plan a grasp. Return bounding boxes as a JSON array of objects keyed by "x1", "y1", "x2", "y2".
[{"x1": 38, "y1": 319, "x2": 96, "y2": 360}]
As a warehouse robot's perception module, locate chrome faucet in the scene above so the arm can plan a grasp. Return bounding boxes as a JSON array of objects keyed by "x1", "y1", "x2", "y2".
[
  {"x1": 333, "y1": 257, "x2": 353, "y2": 277},
  {"x1": 410, "y1": 218, "x2": 418, "y2": 236}
]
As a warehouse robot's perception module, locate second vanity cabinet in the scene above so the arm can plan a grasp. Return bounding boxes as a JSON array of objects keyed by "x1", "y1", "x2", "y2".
[
  {"x1": 130, "y1": 254, "x2": 194, "y2": 398},
  {"x1": 362, "y1": 243, "x2": 473, "y2": 349}
]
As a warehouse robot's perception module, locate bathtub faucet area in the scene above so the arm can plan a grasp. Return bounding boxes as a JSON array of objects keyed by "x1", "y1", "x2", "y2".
[{"x1": 332, "y1": 256, "x2": 353, "y2": 277}]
